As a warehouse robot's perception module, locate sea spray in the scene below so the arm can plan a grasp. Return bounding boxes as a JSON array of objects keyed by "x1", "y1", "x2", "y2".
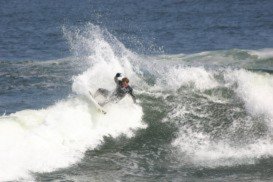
[{"x1": 0, "y1": 24, "x2": 146, "y2": 181}]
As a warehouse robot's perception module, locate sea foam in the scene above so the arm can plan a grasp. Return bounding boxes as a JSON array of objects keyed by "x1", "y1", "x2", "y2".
[{"x1": 0, "y1": 24, "x2": 145, "y2": 181}]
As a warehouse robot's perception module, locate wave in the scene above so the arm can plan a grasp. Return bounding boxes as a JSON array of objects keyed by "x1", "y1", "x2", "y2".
[
  {"x1": 0, "y1": 24, "x2": 146, "y2": 181},
  {"x1": 1, "y1": 23, "x2": 273, "y2": 180},
  {"x1": 165, "y1": 68, "x2": 273, "y2": 167},
  {"x1": 129, "y1": 47, "x2": 273, "y2": 168}
]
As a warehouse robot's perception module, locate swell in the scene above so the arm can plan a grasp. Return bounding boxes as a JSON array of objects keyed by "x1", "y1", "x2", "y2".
[{"x1": 1, "y1": 23, "x2": 273, "y2": 181}]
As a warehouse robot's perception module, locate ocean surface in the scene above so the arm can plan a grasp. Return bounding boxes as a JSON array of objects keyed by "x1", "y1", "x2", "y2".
[{"x1": 1, "y1": 0, "x2": 273, "y2": 181}]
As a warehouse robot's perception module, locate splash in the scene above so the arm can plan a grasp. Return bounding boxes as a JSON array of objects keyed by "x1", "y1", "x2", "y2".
[
  {"x1": 63, "y1": 23, "x2": 142, "y2": 95},
  {"x1": 0, "y1": 24, "x2": 146, "y2": 181}
]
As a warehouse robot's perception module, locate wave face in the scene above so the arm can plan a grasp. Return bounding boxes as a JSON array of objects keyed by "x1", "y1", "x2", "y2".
[
  {"x1": 0, "y1": 24, "x2": 146, "y2": 181},
  {"x1": 1, "y1": 24, "x2": 273, "y2": 181}
]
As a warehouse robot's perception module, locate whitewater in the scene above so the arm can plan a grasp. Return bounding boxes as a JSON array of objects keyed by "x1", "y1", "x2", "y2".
[
  {"x1": 1, "y1": 24, "x2": 273, "y2": 181},
  {"x1": 0, "y1": 25, "x2": 147, "y2": 181}
]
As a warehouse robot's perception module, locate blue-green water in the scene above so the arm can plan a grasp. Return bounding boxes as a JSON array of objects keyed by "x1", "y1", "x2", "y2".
[{"x1": 1, "y1": 1, "x2": 273, "y2": 181}]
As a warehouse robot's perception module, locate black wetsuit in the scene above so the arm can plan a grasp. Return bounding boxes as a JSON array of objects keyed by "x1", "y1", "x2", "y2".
[
  {"x1": 113, "y1": 77, "x2": 136, "y2": 102},
  {"x1": 114, "y1": 81, "x2": 135, "y2": 101},
  {"x1": 96, "y1": 75, "x2": 136, "y2": 104}
]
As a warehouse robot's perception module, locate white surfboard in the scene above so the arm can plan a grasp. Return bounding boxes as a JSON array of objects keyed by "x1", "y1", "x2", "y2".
[{"x1": 88, "y1": 91, "x2": 107, "y2": 114}]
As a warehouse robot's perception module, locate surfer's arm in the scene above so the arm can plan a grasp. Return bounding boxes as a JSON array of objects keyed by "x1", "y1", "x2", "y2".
[
  {"x1": 114, "y1": 73, "x2": 122, "y2": 85},
  {"x1": 114, "y1": 76, "x2": 119, "y2": 84}
]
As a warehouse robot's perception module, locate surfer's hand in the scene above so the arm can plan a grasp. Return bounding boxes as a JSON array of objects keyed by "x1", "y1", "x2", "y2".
[{"x1": 115, "y1": 73, "x2": 121, "y2": 77}]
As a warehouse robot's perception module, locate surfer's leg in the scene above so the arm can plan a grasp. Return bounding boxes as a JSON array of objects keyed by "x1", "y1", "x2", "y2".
[
  {"x1": 99, "y1": 95, "x2": 119, "y2": 106},
  {"x1": 94, "y1": 88, "x2": 110, "y2": 98},
  {"x1": 99, "y1": 100, "x2": 110, "y2": 106}
]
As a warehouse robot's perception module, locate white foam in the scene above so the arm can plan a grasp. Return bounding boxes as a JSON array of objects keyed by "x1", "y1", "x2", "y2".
[
  {"x1": 64, "y1": 24, "x2": 141, "y2": 96},
  {"x1": 173, "y1": 69, "x2": 273, "y2": 167},
  {"x1": 154, "y1": 66, "x2": 219, "y2": 91},
  {"x1": 173, "y1": 128, "x2": 273, "y2": 167},
  {"x1": 0, "y1": 24, "x2": 146, "y2": 181},
  {"x1": 225, "y1": 69, "x2": 273, "y2": 120},
  {"x1": 248, "y1": 48, "x2": 273, "y2": 59},
  {"x1": 0, "y1": 96, "x2": 145, "y2": 181}
]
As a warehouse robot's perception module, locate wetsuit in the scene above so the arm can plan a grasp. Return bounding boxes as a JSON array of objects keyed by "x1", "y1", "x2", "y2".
[
  {"x1": 113, "y1": 76, "x2": 136, "y2": 102},
  {"x1": 95, "y1": 74, "x2": 136, "y2": 104}
]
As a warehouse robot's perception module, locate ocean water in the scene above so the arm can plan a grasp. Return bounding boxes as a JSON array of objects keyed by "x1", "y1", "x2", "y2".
[{"x1": 1, "y1": 0, "x2": 273, "y2": 181}]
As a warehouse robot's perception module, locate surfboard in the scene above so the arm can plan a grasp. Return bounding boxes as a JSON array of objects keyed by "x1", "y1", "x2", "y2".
[{"x1": 88, "y1": 91, "x2": 107, "y2": 114}]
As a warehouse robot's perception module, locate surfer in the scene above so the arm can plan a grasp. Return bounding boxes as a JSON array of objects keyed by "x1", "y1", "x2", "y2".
[{"x1": 95, "y1": 73, "x2": 137, "y2": 105}]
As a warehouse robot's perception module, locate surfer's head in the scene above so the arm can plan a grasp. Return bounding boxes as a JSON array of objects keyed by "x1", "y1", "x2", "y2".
[{"x1": 121, "y1": 77, "x2": 129, "y2": 87}]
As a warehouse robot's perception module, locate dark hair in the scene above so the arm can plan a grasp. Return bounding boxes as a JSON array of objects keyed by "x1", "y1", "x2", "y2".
[{"x1": 122, "y1": 77, "x2": 129, "y2": 83}]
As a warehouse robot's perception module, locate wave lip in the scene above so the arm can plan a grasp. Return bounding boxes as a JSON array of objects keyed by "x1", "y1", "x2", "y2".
[
  {"x1": 248, "y1": 48, "x2": 273, "y2": 59},
  {"x1": 225, "y1": 69, "x2": 273, "y2": 119}
]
